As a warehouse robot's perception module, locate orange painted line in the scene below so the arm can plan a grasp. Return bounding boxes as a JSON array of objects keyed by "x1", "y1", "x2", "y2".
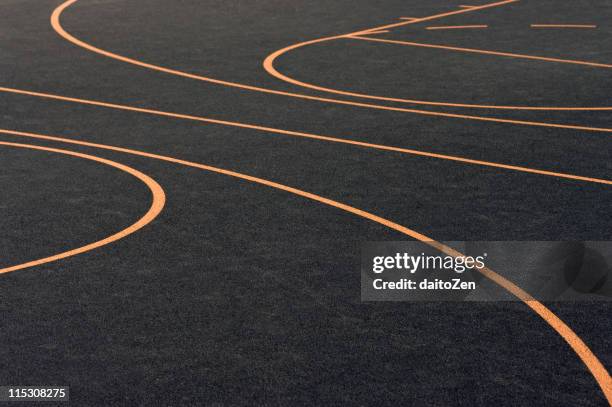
[
  {"x1": 262, "y1": 1, "x2": 612, "y2": 111},
  {"x1": 399, "y1": 17, "x2": 417, "y2": 21},
  {"x1": 53, "y1": 0, "x2": 611, "y2": 118},
  {"x1": 426, "y1": 24, "x2": 488, "y2": 30},
  {"x1": 2, "y1": 86, "x2": 612, "y2": 185},
  {"x1": 1, "y1": 127, "x2": 610, "y2": 403},
  {"x1": 348, "y1": 35, "x2": 612, "y2": 68},
  {"x1": 362, "y1": 30, "x2": 389, "y2": 34},
  {"x1": 349, "y1": 0, "x2": 516, "y2": 34},
  {"x1": 4, "y1": 88, "x2": 612, "y2": 136},
  {"x1": 459, "y1": 5, "x2": 476, "y2": 8},
  {"x1": 531, "y1": 24, "x2": 597, "y2": 29},
  {"x1": 0, "y1": 141, "x2": 165, "y2": 275}
]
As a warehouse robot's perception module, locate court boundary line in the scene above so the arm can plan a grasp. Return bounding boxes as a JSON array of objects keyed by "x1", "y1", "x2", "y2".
[
  {"x1": 2, "y1": 85, "x2": 611, "y2": 186},
  {"x1": 347, "y1": 35, "x2": 612, "y2": 69},
  {"x1": 425, "y1": 25, "x2": 489, "y2": 30},
  {"x1": 531, "y1": 24, "x2": 597, "y2": 29}
]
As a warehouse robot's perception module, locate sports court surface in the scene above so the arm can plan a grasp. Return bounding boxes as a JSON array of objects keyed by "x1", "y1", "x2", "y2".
[{"x1": 1, "y1": 0, "x2": 611, "y2": 405}]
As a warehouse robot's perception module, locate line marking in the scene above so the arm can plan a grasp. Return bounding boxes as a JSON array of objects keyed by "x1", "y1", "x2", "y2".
[
  {"x1": 362, "y1": 30, "x2": 390, "y2": 34},
  {"x1": 262, "y1": 0, "x2": 612, "y2": 111},
  {"x1": 531, "y1": 24, "x2": 597, "y2": 29},
  {"x1": 348, "y1": 35, "x2": 612, "y2": 68},
  {"x1": 350, "y1": 0, "x2": 517, "y2": 34},
  {"x1": 426, "y1": 24, "x2": 488, "y2": 30},
  {"x1": 6, "y1": 89, "x2": 612, "y2": 137},
  {"x1": 2, "y1": 86, "x2": 611, "y2": 185},
  {"x1": 53, "y1": 0, "x2": 612, "y2": 121},
  {"x1": 0, "y1": 141, "x2": 165, "y2": 275},
  {"x1": 1, "y1": 127, "x2": 610, "y2": 403},
  {"x1": 399, "y1": 17, "x2": 417, "y2": 21}
]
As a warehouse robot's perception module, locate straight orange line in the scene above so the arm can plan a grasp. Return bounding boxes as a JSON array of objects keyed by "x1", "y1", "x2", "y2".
[
  {"x1": 348, "y1": 35, "x2": 612, "y2": 68},
  {"x1": 426, "y1": 24, "x2": 488, "y2": 30},
  {"x1": 1, "y1": 127, "x2": 610, "y2": 404},
  {"x1": 399, "y1": 17, "x2": 417, "y2": 21},
  {"x1": 2, "y1": 86, "x2": 611, "y2": 186},
  {"x1": 0, "y1": 141, "x2": 165, "y2": 275},
  {"x1": 363, "y1": 30, "x2": 389, "y2": 34},
  {"x1": 5, "y1": 86, "x2": 612, "y2": 135},
  {"x1": 531, "y1": 24, "x2": 597, "y2": 29},
  {"x1": 351, "y1": 0, "x2": 517, "y2": 34}
]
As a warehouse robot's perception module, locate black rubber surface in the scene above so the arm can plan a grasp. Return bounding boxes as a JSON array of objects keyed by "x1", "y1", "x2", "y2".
[{"x1": 0, "y1": 0, "x2": 610, "y2": 405}]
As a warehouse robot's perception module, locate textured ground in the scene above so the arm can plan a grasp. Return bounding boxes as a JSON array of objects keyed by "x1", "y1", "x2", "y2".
[{"x1": 0, "y1": 0, "x2": 610, "y2": 405}]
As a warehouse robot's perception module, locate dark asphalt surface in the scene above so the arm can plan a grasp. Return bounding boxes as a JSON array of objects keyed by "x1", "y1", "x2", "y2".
[{"x1": 0, "y1": 0, "x2": 611, "y2": 405}]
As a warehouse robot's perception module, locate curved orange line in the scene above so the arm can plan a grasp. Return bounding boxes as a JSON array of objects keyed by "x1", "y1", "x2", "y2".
[
  {"x1": 0, "y1": 141, "x2": 166, "y2": 274},
  {"x1": 262, "y1": 5, "x2": 612, "y2": 111},
  {"x1": 1, "y1": 127, "x2": 610, "y2": 402},
  {"x1": 51, "y1": 0, "x2": 612, "y2": 134},
  {"x1": 2, "y1": 86, "x2": 611, "y2": 185}
]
